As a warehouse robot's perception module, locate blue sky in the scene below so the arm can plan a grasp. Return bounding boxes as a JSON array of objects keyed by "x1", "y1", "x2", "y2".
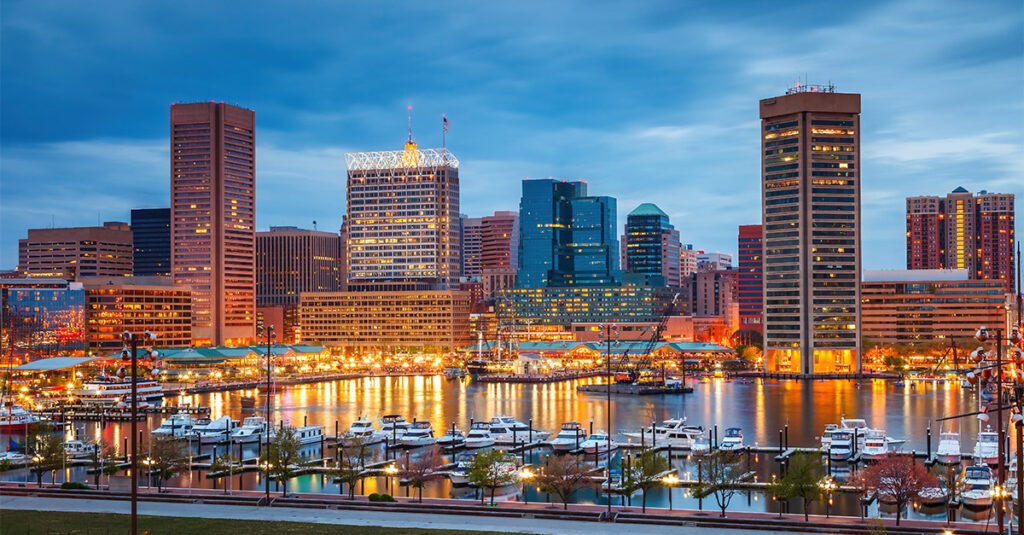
[{"x1": 1, "y1": 0, "x2": 1022, "y2": 270}]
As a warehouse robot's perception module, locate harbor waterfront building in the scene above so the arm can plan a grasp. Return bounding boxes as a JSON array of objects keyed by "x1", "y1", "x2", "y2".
[
  {"x1": 345, "y1": 140, "x2": 460, "y2": 292},
  {"x1": 18, "y1": 222, "x2": 133, "y2": 279},
  {"x1": 737, "y1": 224, "x2": 764, "y2": 334},
  {"x1": 497, "y1": 285, "x2": 677, "y2": 326},
  {"x1": 1, "y1": 278, "x2": 86, "y2": 354},
  {"x1": 131, "y1": 208, "x2": 171, "y2": 277},
  {"x1": 621, "y1": 203, "x2": 681, "y2": 287},
  {"x1": 81, "y1": 276, "x2": 193, "y2": 353},
  {"x1": 170, "y1": 102, "x2": 256, "y2": 346},
  {"x1": 298, "y1": 290, "x2": 472, "y2": 352},
  {"x1": 760, "y1": 86, "x2": 862, "y2": 375},
  {"x1": 860, "y1": 269, "x2": 1006, "y2": 345},
  {"x1": 906, "y1": 187, "x2": 1015, "y2": 292}
]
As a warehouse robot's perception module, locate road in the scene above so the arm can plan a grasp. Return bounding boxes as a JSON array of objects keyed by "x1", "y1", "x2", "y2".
[{"x1": 0, "y1": 495, "x2": 791, "y2": 534}]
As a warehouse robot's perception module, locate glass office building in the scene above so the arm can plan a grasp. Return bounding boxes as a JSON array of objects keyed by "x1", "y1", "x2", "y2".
[{"x1": 3, "y1": 280, "x2": 86, "y2": 353}]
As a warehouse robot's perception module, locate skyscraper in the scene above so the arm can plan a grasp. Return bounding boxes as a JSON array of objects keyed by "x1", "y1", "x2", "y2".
[
  {"x1": 170, "y1": 102, "x2": 256, "y2": 346},
  {"x1": 256, "y1": 226, "x2": 343, "y2": 306},
  {"x1": 516, "y1": 179, "x2": 619, "y2": 288},
  {"x1": 679, "y1": 244, "x2": 698, "y2": 278},
  {"x1": 460, "y1": 215, "x2": 483, "y2": 279},
  {"x1": 131, "y1": 208, "x2": 171, "y2": 276},
  {"x1": 18, "y1": 222, "x2": 133, "y2": 279},
  {"x1": 345, "y1": 138, "x2": 460, "y2": 291},
  {"x1": 622, "y1": 203, "x2": 681, "y2": 287},
  {"x1": 737, "y1": 224, "x2": 764, "y2": 334},
  {"x1": 906, "y1": 187, "x2": 1015, "y2": 292},
  {"x1": 480, "y1": 211, "x2": 519, "y2": 298},
  {"x1": 760, "y1": 85, "x2": 862, "y2": 375}
]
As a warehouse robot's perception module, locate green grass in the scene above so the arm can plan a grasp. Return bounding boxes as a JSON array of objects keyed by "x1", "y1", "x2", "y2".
[{"x1": 0, "y1": 510, "x2": 510, "y2": 535}]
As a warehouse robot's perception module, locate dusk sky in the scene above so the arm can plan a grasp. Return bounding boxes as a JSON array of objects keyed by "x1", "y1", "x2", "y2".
[{"x1": 1, "y1": 0, "x2": 1021, "y2": 270}]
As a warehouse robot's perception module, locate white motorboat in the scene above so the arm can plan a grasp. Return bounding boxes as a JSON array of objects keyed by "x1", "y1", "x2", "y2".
[
  {"x1": 840, "y1": 417, "x2": 870, "y2": 447},
  {"x1": 73, "y1": 374, "x2": 163, "y2": 405},
  {"x1": 662, "y1": 426, "x2": 704, "y2": 450},
  {"x1": 829, "y1": 430, "x2": 854, "y2": 461},
  {"x1": 820, "y1": 423, "x2": 840, "y2": 450},
  {"x1": 193, "y1": 416, "x2": 238, "y2": 444},
  {"x1": 549, "y1": 421, "x2": 587, "y2": 452},
  {"x1": 488, "y1": 415, "x2": 547, "y2": 443},
  {"x1": 152, "y1": 412, "x2": 197, "y2": 438},
  {"x1": 720, "y1": 427, "x2": 744, "y2": 451},
  {"x1": 449, "y1": 452, "x2": 476, "y2": 485},
  {"x1": 0, "y1": 451, "x2": 29, "y2": 465},
  {"x1": 343, "y1": 417, "x2": 379, "y2": 442},
  {"x1": 936, "y1": 431, "x2": 961, "y2": 465},
  {"x1": 622, "y1": 417, "x2": 692, "y2": 441},
  {"x1": 691, "y1": 436, "x2": 711, "y2": 453},
  {"x1": 293, "y1": 424, "x2": 325, "y2": 445},
  {"x1": 974, "y1": 426, "x2": 999, "y2": 466},
  {"x1": 465, "y1": 422, "x2": 496, "y2": 449},
  {"x1": 861, "y1": 429, "x2": 889, "y2": 461},
  {"x1": 579, "y1": 431, "x2": 617, "y2": 454},
  {"x1": 63, "y1": 440, "x2": 98, "y2": 459},
  {"x1": 961, "y1": 464, "x2": 994, "y2": 508},
  {"x1": 436, "y1": 427, "x2": 466, "y2": 449},
  {"x1": 378, "y1": 415, "x2": 411, "y2": 441},
  {"x1": 231, "y1": 415, "x2": 269, "y2": 444},
  {"x1": 400, "y1": 421, "x2": 435, "y2": 448},
  {"x1": 0, "y1": 405, "x2": 42, "y2": 431}
]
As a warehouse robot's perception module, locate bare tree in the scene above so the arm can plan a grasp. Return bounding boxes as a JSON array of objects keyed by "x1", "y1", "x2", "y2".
[
  {"x1": 536, "y1": 455, "x2": 595, "y2": 510},
  {"x1": 332, "y1": 436, "x2": 371, "y2": 499},
  {"x1": 857, "y1": 453, "x2": 937, "y2": 526},
  {"x1": 149, "y1": 435, "x2": 189, "y2": 492},
  {"x1": 399, "y1": 448, "x2": 443, "y2": 503},
  {"x1": 691, "y1": 450, "x2": 748, "y2": 517},
  {"x1": 620, "y1": 447, "x2": 669, "y2": 512}
]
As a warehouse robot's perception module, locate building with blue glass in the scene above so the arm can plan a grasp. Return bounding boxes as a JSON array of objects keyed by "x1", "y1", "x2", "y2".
[
  {"x1": 131, "y1": 208, "x2": 171, "y2": 277},
  {"x1": 622, "y1": 203, "x2": 681, "y2": 287},
  {"x1": 1, "y1": 278, "x2": 86, "y2": 353}
]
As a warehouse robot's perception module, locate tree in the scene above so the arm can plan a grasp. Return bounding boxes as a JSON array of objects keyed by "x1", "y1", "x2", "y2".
[
  {"x1": 399, "y1": 448, "x2": 443, "y2": 503},
  {"x1": 620, "y1": 447, "x2": 669, "y2": 512},
  {"x1": 857, "y1": 453, "x2": 937, "y2": 526},
  {"x1": 882, "y1": 355, "x2": 907, "y2": 372},
  {"x1": 31, "y1": 434, "x2": 64, "y2": 487},
  {"x1": 263, "y1": 426, "x2": 302, "y2": 497},
  {"x1": 764, "y1": 474, "x2": 787, "y2": 518},
  {"x1": 771, "y1": 452, "x2": 824, "y2": 521},
  {"x1": 536, "y1": 455, "x2": 595, "y2": 510},
  {"x1": 691, "y1": 450, "x2": 748, "y2": 517},
  {"x1": 467, "y1": 449, "x2": 518, "y2": 505},
  {"x1": 332, "y1": 437, "x2": 371, "y2": 499},
  {"x1": 149, "y1": 435, "x2": 188, "y2": 492},
  {"x1": 209, "y1": 452, "x2": 239, "y2": 494},
  {"x1": 87, "y1": 440, "x2": 119, "y2": 489}
]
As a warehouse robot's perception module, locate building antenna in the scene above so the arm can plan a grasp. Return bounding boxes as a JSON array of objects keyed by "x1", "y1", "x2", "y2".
[
  {"x1": 407, "y1": 105, "x2": 414, "y2": 143},
  {"x1": 442, "y1": 113, "x2": 449, "y2": 153},
  {"x1": 313, "y1": 220, "x2": 318, "y2": 231}
]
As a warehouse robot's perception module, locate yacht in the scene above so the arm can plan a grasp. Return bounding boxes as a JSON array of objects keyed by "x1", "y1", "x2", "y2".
[
  {"x1": 63, "y1": 440, "x2": 98, "y2": 459},
  {"x1": 73, "y1": 374, "x2": 163, "y2": 406},
  {"x1": 449, "y1": 452, "x2": 476, "y2": 485},
  {"x1": 936, "y1": 430, "x2": 961, "y2": 465},
  {"x1": 961, "y1": 464, "x2": 994, "y2": 508},
  {"x1": 465, "y1": 422, "x2": 496, "y2": 449},
  {"x1": 293, "y1": 424, "x2": 325, "y2": 445},
  {"x1": 0, "y1": 406, "x2": 42, "y2": 431},
  {"x1": 860, "y1": 429, "x2": 889, "y2": 461},
  {"x1": 436, "y1": 427, "x2": 466, "y2": 449},
  {"x1": 622, "y1": 417, "x2": 693, "y2": 441},
  {"x1": 829, "y1": 430, "x2": 854, "y2": 461},
  {"x1": 661, "y1": 425, "x2": 705, "y2": 450},
  {"x1": 378, "y1": 415, "x2": 411, "y2": 441},
  {"x1": 579, "y1": 431, "x2": 617, "y2": 454},
  {"x1": 400, "y1": 421, "x2": 436, "y2": 448},
  {"x1": 820, "y1": 423, "x2": 840, "y2": 450},
  {"x1": 343, "y1": 417, "x2": 379, "y2": 442},
  {"x1": 0, "y1": 451, "x2": 28, "y2": 465},
  {"x1": 974, "y1": 426, "x2": 1000, "y2": 466},
  {"x1": 840, "y1": 417, "x2": 870, "y2": 446},
  {"x1": 720, "y1": 427, "x2": 744, "y2": 451},
  {"x1": 691, "y1": 435, "x2": 711, "y2": 453},
  {"x1": 151, "y1": 412, "x2": 197, "y2": 438},
  {"x1": 488, "y1": 415, "x2": 547, "y2": 443},
  {"x1": 231, "y1": 415, "x2": 270, "y2": 444},
  {"x1": 549, "y1": 421, "x2": 587, "y2": 452},
  {"x1": 193, "y1": 416, "x2": 238, "y2": 444}
]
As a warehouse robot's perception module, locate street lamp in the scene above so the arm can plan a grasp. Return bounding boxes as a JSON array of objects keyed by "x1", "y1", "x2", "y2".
[
  {"x1": 384, "y1": 463, "x2": 399, "y2": 495},
  {"x1": 520, "y1": 466, "x2": 535, "y2": 505},
  {"x1": 599, "y1": 322, "x2": 618, "y2": 516},
  {"x1": 661, "y1": 473, "x2": 680, "y2": 511},
  {"x1": 819, "y1": 476, "x2": 837, "y2": 517},
  {"x1": 121, "y1": 330, "x2": 156, "y2": 535},
  {"x1": 257, "y1": 324, "x2": 276, "y2": 506}
]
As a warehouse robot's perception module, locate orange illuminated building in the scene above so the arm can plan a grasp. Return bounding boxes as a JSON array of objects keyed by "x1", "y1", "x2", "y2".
[{"x1": 81, "y1": 276, "x2": 192, "y2": 353}]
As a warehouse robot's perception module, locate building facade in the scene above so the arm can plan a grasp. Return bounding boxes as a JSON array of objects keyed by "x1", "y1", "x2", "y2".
[
  {"x1": 170, "y1": 102, "x2": 256, "y2": 346},
  {"x1": 760, "y1": 86, "x2": 862, "y2": 374},
  {"x1": 18, "y1": 222, "x2": 133, "y2": 279},
  {"x1": 906, "y1": 187, "x2": 1015, "y2": 292},
  {"x1": 299, "y1": 290, "x2": 471, "y2": 351},
  {"x1": 81, "y1": 276, "x2": 193, "y2": 353},
  {"x1": 345, "y1": 140, "x2": 460, "y2": 291},
  {"x1": 737, "y1": 224, "x2": 764, "y2": 334},
  {"x1": 697, "y1": 252, "x2": 732, "y2": 272},
  {"x1": 480, "y1": 211, "x2": 519, "y2": 298},
  {"x1": 679, "y1": 244, "x2": 698, "y2": 278},
  {"x1": 460, "y1": 216, "x2": 483, "y2": 279},
  {"x1": 1, "y1": 278, "x2": 86, "y2": 354},
  {"x1": 861, "y1": 269, "x2": 1006, "y2": 344},
  {"x1": 256, "y1": 226, "x2": 343, "y2": 306},
  {"x1": 622, "y1": 203, "x2": 681, "y2": 287},
  {"x1": 498, "y1": 285, "x2": 676, "y2": 326},
  {"x1": 131, "y1": 208, "x2": 171, "y2": 277}
]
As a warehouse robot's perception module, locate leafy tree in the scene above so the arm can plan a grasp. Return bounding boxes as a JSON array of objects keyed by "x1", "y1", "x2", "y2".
[
  {"x1": 262, "y1": 426, "x2": 302, "y2": 497},
  {"x1": 764, "y1": 474, "x2": 787, "y2": 518},
  {"x1": 691, "y1": 450, "x2": 748, "y2": 517},
  {"x1": 87, "y1": 439, "x2": 119, "y2": 489},
  {"x1": 209, "y1": 452, "x2": 239, "y2": 494},
  {"x1": 882, "y1": 355, "x2": 907, "y2": 371},
  {"x1": 771, "y1": 452, "x2": 824, "y2": 521},
  {"x1": 399, "y1": 448, "x2": 443, "y2": 503},
  {"x1": 31, "y1": 434, "x2": 64, "y2": 487},
  {"x1": 149, "y1": 435, "x2": 188, "y2": 492},
  {"x1": 620, "y1": 447, "x2": 669, "y2": 512},
  {"x1": 333, "y1": 436, "x2": 371, "y2": 498},
  {"x1": 536, "y1": 455, "x2": 595, "y2": 509},
  {"x1": 467, "y1": 449, "x2": 518, "y2": 505},
  {"x1": 857, "y1": 453, "x2": 936, "y2": 526}
]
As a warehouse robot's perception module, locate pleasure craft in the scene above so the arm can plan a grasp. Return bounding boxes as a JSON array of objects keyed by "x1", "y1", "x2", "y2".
[
  {"x1": 378, "y1": 415, "x2": 411, "y2": 441},
  {"x1": 436, "y1": 427, "x2": 466, "y2": 449},
  {"x1": 193, "y1": 416, "x2": 238, "y2": 444},
  {"x1": 73, "y1": 374, "x2": 163, "y2": 406},
  {"x1": 974, "y1": 426, "x2": 1000, "y2": 466},
  {"x1": 63, "y1": 440, "x2": 98, "y2": 459},
  {"x1": 151, "y1": 412, "x2": 197, "y2": 437},
  {"x1": 400, "y1": 421, "x2": 436, "y2": 448},
  {"x1": 231, "y1": 415, "x2": 270, "y2": 444},
  {"x1": 936, "y1": 431, "x2": 961, "y2": 465},
  {"x1": 840, "y1": 417, "x2": 870, "y2": 446},
  {"x1": 0, "y1": 406, "x2": 42, "y2": 431},
  {"x1": 691, "y1": 435, "x2": 711, "y2": 453},
  {"x1": 465, "y1": 422, "x2": 496, "y2": 449},
  {"x1": 549, "y1": 421, "x2": 587, "y2": 452},
  {"x1": 343, "y1": 417, "x2": 379, "y2": 442},
  {"x1": 449, "y1": 452, "x2": 476, "y2": 485},
  {"x1": 293, "y1": 424, "x2": 325, "y2": 445},
  {"x1": 720, "y1": 427, "x2": 744, "y2": 451},
  {"x1": 488, "y1": 415, "x2": 547, "y2": 443},
  {"x1": 918, "y1": 485, "x2": 951, "y2": 507},
  {"x1": 829, "y1": 430, "x2": 854, "y2": 461},
  {"x1": 622, "y1": 417, "x2": 693, "y2": 441},
  {"x1": 579, "y1": 431, "x2": 617, "y2": 454},
  {"x1": 0, "y1": 451, "x2": 28, "y2": 465},
  {"x1": 820, "y1": 423, "x2": 840, "y2": 450},
  {"x1": 663, "y1": 426, "x2": 704, "y2": 450},
  {"x1": 961, "y1": 464, "x2": 994, "y2": 508},
  {"x1": 860, "y1": 429, "x2": 889, "y2": 461}
]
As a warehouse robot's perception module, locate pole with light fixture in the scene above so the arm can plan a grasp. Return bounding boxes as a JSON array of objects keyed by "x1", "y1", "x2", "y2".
[
  {"x1": 257, "y1": 324, "x2": 276, "y2": 505},
  {"x1": 121, "y1": 330, "x2": 156, "y2": 535}
]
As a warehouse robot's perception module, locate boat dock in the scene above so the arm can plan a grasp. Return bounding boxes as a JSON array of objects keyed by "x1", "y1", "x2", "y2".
[{"x1": 577, "y1": 383, "x2": 693, "y2": 395}]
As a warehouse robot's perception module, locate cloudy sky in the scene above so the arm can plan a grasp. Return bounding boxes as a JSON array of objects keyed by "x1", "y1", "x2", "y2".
[{"x1": 1, "y1": 0, "x2": 1021, "y2": 270}]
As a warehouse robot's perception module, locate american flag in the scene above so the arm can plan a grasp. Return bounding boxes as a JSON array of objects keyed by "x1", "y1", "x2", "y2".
[{"x1": 442, "y1": 114, "x2": 449, "y2": 134}]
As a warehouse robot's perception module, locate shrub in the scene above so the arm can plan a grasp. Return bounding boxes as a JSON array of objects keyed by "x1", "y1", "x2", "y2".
[
  {"x1": 61, "y1": 481, "x2": 90, "y2": 490},
  {"x1": 368, "y1": 493, "x2": 396, "y2": 502}
]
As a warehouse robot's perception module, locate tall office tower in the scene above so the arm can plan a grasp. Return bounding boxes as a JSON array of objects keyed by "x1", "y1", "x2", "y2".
[
  {"x1": 679, "y1": 244, "x2": 698, "y2": 278},
  {"x1": 760, "y1": 85, "x2": 862, "y2": 375},
  {"x1": 461, "y1": 215, "x2": 483, "y2": 278},
  {"x1": 170, "y1": 102, "x2": 256, "y2": 346},
  {"x1": 737, "y1": 224, "x2": 764, "y2": 334},
  {"x1": 692, "y1": 269, "x2": 739, "y2": 330},
  {"x1": 256, "y1": 226, "x2": 342, "y2": 305},
  {"x1": 480, "y1": 211, "x2": 519, "y2": 297},
  {"x1": 345, "y1": 137, "x2": 460, "y2": 291},
  {"x1": 18, "y1": 222, "x2": 133, "y2": 279},
  {"x1": 339, "y1": 216, "x2": 349, "y2": 291},
  {"x1": 131, "y1": 208, "x2": 171, "y2": 276},
  {"x1": 622, "y1": 203, "x2": 681, "y2": 287},
  {"x1": 906, "y1": 187, "x2": 1015, "y2": 292},
  {"x1": 697, "y1": 252, "x2": 732, "y2": 272}
]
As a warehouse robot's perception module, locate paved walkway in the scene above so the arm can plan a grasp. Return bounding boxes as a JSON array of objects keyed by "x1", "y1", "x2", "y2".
[{"x1": 0, "y1": 495, "x2": 783, "y2": 534}]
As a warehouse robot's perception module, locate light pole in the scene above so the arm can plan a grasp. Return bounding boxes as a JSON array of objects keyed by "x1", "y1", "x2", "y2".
[
  {"x1": 520, "y1": 466, "x2": 535, "y2": 505},
  {"x1": 599, "y1": 322, "x2": 618, "y2": 515},
  {"x1": 384, "y1": 463, "x2": 398, "y2": 495},
  {"x1": 819, "y1": 476, "x2": 837, "y2": 517},
  {"x1": 661, "y1": 473, "x2": 680, "y2": 511},
  {"x1": 257, "y1": 324, "x2": 276, "y2": 506},
  {"x1": 121, "y1": 330, "x2": 156, "y2": 535}
]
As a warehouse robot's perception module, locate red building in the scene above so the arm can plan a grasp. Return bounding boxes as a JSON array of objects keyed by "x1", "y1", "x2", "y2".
[
  {"x1": 737, "y1": 224, "x2": 763, "y2": 335},
  {"x1": 479, "y1": 211, "x2": 519, "y2": 298}
]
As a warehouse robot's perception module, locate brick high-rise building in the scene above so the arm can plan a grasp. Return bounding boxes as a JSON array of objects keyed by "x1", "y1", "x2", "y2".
[
  {"x1": 737, "y1": 224, "x2": 764, "y2": 334},
  {"x1": 906, "y1": 187, "x2": 1015, "y2": 292},
  {"x1": 760, "y1": 85, "x2": 862, "y2": 375},
  {"x1": 170, "y1": 102, "x2": 256, "y2": 346},
  {"x1": 480, "y1": 211, "x2": 519, "y2": 298},
  {"x1": 131, "y1": 208, "x2": 171, "y2": 276},
  {"x1": 18, "y1": 222, "x2": 133, "y2": 279}
]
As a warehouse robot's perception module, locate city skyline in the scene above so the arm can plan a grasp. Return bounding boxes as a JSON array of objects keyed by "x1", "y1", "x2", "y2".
[{"x1": 1, "y1": 1, "x2": 1021, "y2": 271}]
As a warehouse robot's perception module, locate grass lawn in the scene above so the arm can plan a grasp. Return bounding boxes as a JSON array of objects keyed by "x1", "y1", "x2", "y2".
[{"x1": 0, "y1": 510, "x2": 511, "y2": 535}]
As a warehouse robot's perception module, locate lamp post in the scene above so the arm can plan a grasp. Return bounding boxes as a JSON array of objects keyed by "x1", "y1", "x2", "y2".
[
  {"x1": 520, "y1": 466, "x2": 535, "y2": 505},
  {"x1": 257, "y1": 324, "x2": 276, "y2": 506},
  {"x1": 384, "y1": 463, "x2": 398, "y2": 495},
  {"x1": 599, "y1": 322, "x2": 618, "y2": 516},
  {"x1": 661, "y1": 473, "x2": 680, "y2": 511},
  {"x1": 121, "y1": 330, "x2": 156, "y2": 535},
  {"x1": 819, "y1": 476, "x2": 837, "y2": 518}
]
